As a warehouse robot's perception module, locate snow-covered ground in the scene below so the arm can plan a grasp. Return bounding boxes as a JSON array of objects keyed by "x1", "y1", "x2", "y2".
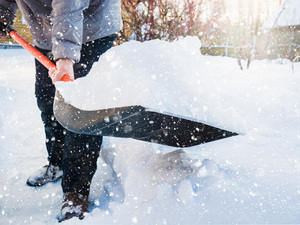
[{"x1": 1, "y1": 37, "x2": 300, "y2": 224}]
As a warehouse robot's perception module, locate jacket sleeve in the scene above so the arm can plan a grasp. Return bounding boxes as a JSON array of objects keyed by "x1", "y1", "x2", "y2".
[
  {"x1": 51, "y1": 0, "x2": 89, "y2": 63},
  {"x1": 0, "y1": 0, "x2": 18, "y2": 24}
]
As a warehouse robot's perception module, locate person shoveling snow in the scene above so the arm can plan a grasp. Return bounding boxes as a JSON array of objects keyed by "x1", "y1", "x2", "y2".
[
  {"x1": 0, "y1": 0, "x2": 239, "y2": 222},
  {"x1": 0, "y1": 0, "x2": 122, "y2": 221}
]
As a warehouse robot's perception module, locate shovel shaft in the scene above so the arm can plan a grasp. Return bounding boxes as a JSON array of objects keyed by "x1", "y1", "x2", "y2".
[{"x1": 9, "y1": 30, "x2": 73, "y2": 82}]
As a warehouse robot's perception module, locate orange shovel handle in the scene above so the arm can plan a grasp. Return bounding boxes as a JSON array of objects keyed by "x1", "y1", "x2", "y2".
[{"x1": 9, "y1": 30, "x2": 73, "y2": 82}]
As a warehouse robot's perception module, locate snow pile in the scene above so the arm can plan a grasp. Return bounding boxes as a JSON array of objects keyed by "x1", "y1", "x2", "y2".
[
  {"x1": 57, "y1": 36, "x2": 203, "y2": 112},
  {"x1": 56, "y1": 36, "x2": 242, "y2": 132},
  {"x1": 1, "y1": 37, "x2": 300, "y2": 224}
]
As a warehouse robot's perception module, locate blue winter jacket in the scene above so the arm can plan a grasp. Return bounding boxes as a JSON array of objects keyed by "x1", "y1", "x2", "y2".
[{"x1": 0, "y1": 0, "x2": 122, "y2": 62}]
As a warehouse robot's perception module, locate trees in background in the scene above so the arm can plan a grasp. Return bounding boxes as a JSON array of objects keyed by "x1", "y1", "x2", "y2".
[
  {"x1": 222, "y1": 0, "x2": 263, "y2": 69},
  {"x1": 217, "y1": 0, "x2": 285, "y2": 69},
  {"x1": 118, "y1": 0, "x2": 222, "y2": 43},
  {"x1": 118, "y1": 0, "x2": 285, "y2": 68}
]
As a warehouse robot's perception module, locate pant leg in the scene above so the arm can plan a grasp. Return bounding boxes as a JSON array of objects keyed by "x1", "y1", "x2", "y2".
[
  {"x1": 35, "y1": 49, "x2": 65, "y2": 167},
  {"x1": 62, "y1": 34, "x2": 117, "y2": 195}
]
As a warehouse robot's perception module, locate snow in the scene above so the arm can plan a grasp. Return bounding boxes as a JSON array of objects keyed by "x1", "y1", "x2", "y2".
[
  {"x1": 262, "y1": 0, "x2": 300, "y2": 29},
  {"x1": 1, "y1": 37, "x2": 300, "y2": 224}
]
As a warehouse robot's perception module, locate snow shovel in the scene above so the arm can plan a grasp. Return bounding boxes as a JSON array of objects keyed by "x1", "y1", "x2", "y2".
[
  {"x1": 5, "y1": 25, "x2": 238, "y2": 148},
  {"x1": 1, "y1": 24, "x2": 73, "y2": 82}
]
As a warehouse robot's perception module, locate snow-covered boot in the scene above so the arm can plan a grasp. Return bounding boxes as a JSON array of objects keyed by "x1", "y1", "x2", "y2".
[
  {"x1": 26, "y1": 164, "x2": 63, "y2": 187},
  {"x1": 59, "y1": 192, "x2": 89, "y2": 222}
]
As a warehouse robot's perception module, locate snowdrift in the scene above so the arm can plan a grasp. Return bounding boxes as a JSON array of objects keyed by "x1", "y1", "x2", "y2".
[{"x1": 0, "y1": 37, "x2": 300, "y2": 224}]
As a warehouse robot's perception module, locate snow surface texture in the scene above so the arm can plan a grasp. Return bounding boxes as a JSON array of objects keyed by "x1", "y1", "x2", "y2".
[
  {"x1": 56, "y1": 37, "x2": 242, "y2": 133},
  {"x1": 1, "y1": 37, "x2": 300, "y2": 224},
  {"x1": 262, "y1": 0, "x2": 300, "y2": 29}
]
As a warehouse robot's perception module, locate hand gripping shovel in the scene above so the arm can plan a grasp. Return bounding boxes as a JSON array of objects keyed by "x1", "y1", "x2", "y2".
[
  {"x1": 5, "y1": 25, "x2": 238, "y2": 148},
  {"x1": 2, "y1": 24, "x2": 73, "y2": 82}
]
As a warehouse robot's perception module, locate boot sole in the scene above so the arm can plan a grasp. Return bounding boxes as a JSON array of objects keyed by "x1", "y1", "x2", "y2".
[{"x1": 26, "y1": 176, "x2": 62, "y2": 187}]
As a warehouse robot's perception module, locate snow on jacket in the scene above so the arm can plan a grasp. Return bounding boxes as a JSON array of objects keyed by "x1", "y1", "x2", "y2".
[{"x1": 0, "y1": 0, "x2": 122, "y2": 62}]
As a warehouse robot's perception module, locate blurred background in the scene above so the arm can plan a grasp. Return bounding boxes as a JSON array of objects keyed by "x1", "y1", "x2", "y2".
[{"x1": 1, "y1": 0, "x2": 298, "y2": 69}]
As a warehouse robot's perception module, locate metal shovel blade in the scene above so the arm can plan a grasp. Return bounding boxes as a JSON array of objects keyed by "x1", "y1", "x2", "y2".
[
  {"x1": 6, "y1": 28, "x2": 238, "y2": 148},
  {"x1": 53, "y1": 91, "x2": 238, "y2": 148}
]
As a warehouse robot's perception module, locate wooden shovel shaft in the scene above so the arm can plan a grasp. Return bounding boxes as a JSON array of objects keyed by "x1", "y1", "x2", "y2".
[{"x1": 9, "y1": 30, "x2": 73, "y2": 82}]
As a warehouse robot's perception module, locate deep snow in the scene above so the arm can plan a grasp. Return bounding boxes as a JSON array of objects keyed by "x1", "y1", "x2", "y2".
[{"x1": 1, "y1": 37, "x2": 300, "y2": 224}]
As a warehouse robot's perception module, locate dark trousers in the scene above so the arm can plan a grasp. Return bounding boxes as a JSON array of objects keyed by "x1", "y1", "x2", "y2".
[{"x1": 35, "y1": 35, "x2": 116, "y2": 195}]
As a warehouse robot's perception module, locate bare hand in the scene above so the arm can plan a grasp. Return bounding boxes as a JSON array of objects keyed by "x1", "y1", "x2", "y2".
[{"x1": 49, "y1": 58, "x2": 75, "y2": 83}]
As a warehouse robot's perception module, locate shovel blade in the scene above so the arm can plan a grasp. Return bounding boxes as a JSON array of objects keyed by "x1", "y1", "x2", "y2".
[{"x1": 54, "y1": 91, "x2": 238, "y2": 148}]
